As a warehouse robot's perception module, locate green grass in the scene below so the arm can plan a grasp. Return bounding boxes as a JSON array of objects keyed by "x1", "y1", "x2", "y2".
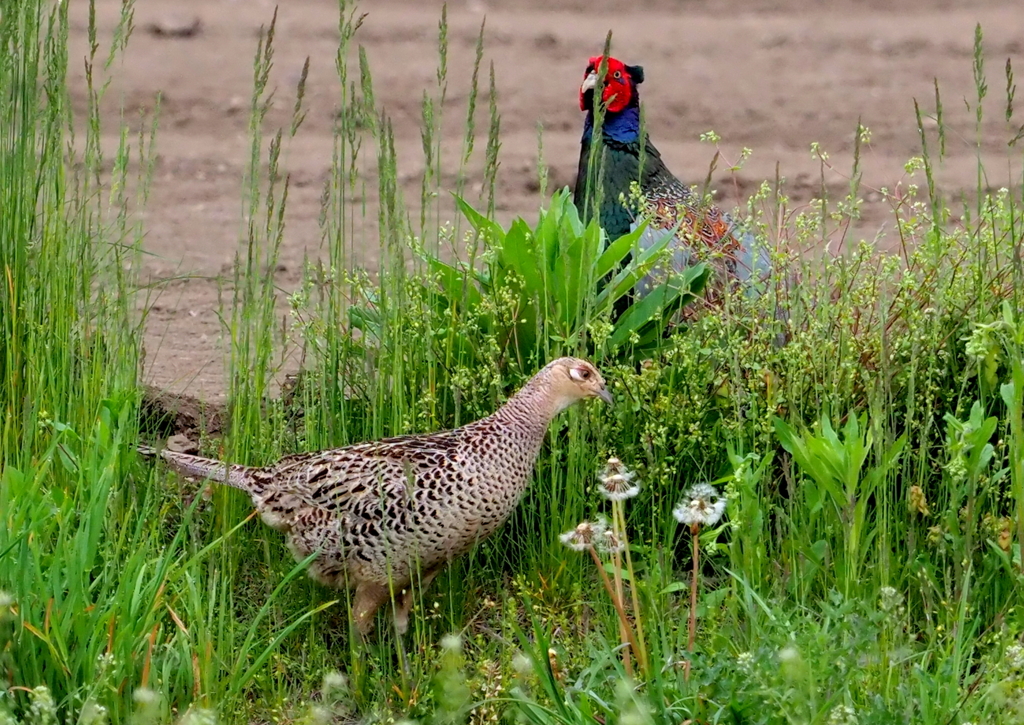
[{"x1": 2, "y1": 1, "x2": 1024, "y2": 723}]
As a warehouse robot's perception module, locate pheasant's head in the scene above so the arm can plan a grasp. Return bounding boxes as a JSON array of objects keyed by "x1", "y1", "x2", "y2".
[
  {"x1": 542, "y1": 357, "x2": 613, "y2": 411},
  {"x1": 579, "y1": 55, "x2": 644, "y2": 114}
]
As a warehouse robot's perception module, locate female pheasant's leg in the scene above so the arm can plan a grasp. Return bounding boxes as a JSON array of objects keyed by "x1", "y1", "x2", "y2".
[
  {"x1": 352, "y1": 582, "x2": 390, "y2": 636},
  {"x1": 393, "y1": 564, "x2": 445, "y2": 635}
]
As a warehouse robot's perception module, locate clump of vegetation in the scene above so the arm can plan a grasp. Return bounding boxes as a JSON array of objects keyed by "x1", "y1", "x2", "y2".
[{"x1": 1, "y1": 0, "x2": 1023, "y2": 723}]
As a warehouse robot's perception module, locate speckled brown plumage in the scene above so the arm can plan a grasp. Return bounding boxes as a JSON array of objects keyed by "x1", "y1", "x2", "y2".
[{"x1": 139, "y1": 357, "x2": 611, "y2": 635}]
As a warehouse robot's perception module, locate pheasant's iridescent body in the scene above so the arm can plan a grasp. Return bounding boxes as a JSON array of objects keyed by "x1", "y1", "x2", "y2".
[{"x1": 574, "y1": 56, "x2": 767, "y2": 292}]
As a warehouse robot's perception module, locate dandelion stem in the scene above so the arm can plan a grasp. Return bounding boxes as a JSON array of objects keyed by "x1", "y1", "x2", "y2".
[
  {"x1": 686, "y1": 522, "x2": 700, "y2": 681},
  {"x1": 609, "y1": 503, "x2": 632, "y2": 678},
  {"x1": 614, "y1": 500, "x2": 649, "y2": 677},
  {"x1": 587, "y1": 544, "x2": 641, "y2": 680}
]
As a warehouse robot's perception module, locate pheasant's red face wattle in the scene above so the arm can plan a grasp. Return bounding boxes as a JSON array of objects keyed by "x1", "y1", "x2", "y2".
[{"x1": 579, "y1": 55, "x2": 634, "y2": 113}]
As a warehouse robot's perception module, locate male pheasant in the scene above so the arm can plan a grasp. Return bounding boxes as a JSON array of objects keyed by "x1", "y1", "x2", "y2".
[
  {"x1": 573, "y1": 55, "x2": 770, "y2": 297},
  {"x1": 140, "y1": 357, "x2": 612, "y2": 635}
]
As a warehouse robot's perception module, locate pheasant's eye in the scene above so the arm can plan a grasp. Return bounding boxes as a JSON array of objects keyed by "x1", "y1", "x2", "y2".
[
  {"x1": 612, "y1": 70, "x2": 622, "y2": 79},
  {"x1": 578, "y1": 369, "x2": 591, "y2": 380}
]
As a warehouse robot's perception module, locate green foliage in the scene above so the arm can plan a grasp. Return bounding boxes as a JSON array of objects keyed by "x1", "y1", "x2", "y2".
[
  {"x1": 2, "y1": 2, "x2": 1024, "y2": 724},
  {"x1": 351, "y1": 188, "x2": 708, "y2": 369},
  {"x1": 774, "y1": 413, "x2": 906, "y2": 599}
]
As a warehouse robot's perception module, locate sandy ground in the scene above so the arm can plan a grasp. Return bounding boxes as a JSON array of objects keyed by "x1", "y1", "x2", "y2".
[{"x1": 67, "y1": 0, "x2": 1023, "y2": 399}]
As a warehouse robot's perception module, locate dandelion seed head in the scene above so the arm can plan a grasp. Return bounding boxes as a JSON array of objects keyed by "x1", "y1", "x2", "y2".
[
  {"x1": 306, "y1": 706, "x2": 332, "y2": 725},
  {"x1": 778, "y1": 645, "x2": 800, "y2": 664},
  {"x1": 322, "y1": 670, "x2": 348, "y2": 698},
  {"x1": 595, "y1": 528, "x2": 625, "y2": 555},
  {"x1": 559, "y1": 518, "x2": 608, "y2": 551},
  {"x1": 598, "y1": 457, "x2": 639, "y2": 501},
  {"x1": 179, "y1": 709, "x2": 218, "y2": 725},
  {"x1": 673, "y1": 483, "x2": 726, "y2": 527},
  {"x1": 133, "y1": 688, "x2": 159, "y2": 707},
  {"x1": 440, "y1": 633, "x2": 463, "y2": 653},
  {"x1": 512, "y1": 652, "x2": 533, "y2": 676}
]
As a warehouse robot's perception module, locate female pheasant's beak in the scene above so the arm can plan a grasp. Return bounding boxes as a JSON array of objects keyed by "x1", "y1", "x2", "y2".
[{"x1": 597, "y1": 387, "x2": 613, "y2": 404}]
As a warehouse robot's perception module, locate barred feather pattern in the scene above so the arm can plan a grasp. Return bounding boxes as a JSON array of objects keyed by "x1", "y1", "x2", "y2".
[{"x1": 140, "y1": 357, "x2": 611, "y2": 634}]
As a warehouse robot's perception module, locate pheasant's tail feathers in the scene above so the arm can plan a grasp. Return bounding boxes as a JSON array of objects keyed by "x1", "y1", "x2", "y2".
[
  {"x1": 729, "y1": 225, "x2": 773, "y2": 287},
  {"x1": 651, "y1": 196, "x2": 773, "y2": 284},
  {"x1": 139, "y1": 445, "x2": 254, "y2": 492}
]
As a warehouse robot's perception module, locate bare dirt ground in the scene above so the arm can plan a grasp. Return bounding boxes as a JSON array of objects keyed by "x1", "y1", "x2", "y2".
[{"x1": 68, "y1": 0, "x2": 1023, "y2": 400}]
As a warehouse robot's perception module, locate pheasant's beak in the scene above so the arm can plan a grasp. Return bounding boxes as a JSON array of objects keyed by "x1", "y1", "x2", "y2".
[
  {"x1": 580, "y1": 70, "x2": 598, "y2": 94},
  {"x1": 597, "y1": 387, "x2": 613, "y2": 405}
]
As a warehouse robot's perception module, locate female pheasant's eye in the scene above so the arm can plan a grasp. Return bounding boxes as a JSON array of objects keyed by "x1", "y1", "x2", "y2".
[{"x1": 579, "y1": 369, "x2": 591, "y2": 380}]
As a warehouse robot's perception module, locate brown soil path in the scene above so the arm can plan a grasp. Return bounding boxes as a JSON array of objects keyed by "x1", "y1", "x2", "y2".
[{"x1": 68, "y1": 0, "x2": 1023, "y2": 398}]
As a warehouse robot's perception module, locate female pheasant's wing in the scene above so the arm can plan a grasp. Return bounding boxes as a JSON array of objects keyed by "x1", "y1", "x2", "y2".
[{"x1": 270, "y1": 431, "x2": 465, "y2": 514}]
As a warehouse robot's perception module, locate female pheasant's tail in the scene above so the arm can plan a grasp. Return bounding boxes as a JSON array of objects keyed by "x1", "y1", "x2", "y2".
[{"x1": 137, "y1": 445, "x2": 255, "y2": 492}]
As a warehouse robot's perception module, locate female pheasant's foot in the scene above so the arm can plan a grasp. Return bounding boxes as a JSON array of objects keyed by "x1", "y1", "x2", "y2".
[
  {"x1": 392, "y1": 564, "x2": 444, "y2": 635},
  {"x1": 352, "y1": 582, "x2": 390, "y2": 637}
]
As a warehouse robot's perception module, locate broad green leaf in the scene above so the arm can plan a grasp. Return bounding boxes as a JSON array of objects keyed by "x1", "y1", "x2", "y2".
[{"x1": 455, "y1": 194, "x2": 505, "y2": 245}]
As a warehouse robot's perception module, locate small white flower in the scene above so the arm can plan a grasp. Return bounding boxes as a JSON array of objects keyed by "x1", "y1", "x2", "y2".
[
  {"x1": 1007, "y1": 643, "x2": 1024, "y2": 671},
  {"x1": 0, "y1": 591, "x2": 13, "y2": 609},
  {"x1": 79, "y1": 702, "x2": 109, "y2": 725},
  {"x1": 736, "y1": 651, "x2": 754, "y2": 671},
  {"x1": 559, "y1": 518, "x2": 609, "y2": 551},
  {"x1": 598, "y1": 457, "x2": 640, "y2": 501},
  {"x1": 879, "y1": 586, "x2": 903, "y2": 613},
  {"x1": 672, "y1": 483, "x2": 726, "y2": 527},
  {"x1": 28, "y1": 687, "x2": 57, "y2": 725},
  {"x1": 826, "y1": 704, "x2": 858, "y2": 725}
]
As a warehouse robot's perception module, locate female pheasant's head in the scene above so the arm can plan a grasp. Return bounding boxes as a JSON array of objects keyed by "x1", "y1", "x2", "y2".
[
  {"x1": 541, "y1": 357, "x2": 613, "y2": 412},
  {"x1": 579, "y1": 55, "x2": 644, "y2": 114}
]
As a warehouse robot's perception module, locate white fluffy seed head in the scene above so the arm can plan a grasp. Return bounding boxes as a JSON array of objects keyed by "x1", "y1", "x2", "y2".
[
  {"x1": 598, "y1": 457, "x2": 640, "y2": 501},
  {"x1": 673, "y1": 483, "x2": 726, "y2": 527},
  {"x1": 559, "y1": 518, "x2": 609, "y2": 551}
]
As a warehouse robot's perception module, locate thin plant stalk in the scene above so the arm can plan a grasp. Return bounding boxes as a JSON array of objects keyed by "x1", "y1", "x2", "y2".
[
  {"x1": 608, "y1": 508, "x2": 632, "y2": 678},
  {"x1": 685, "y1": 522, "x2": 700, "y2": 681},
  {"x1": 612, "y1": 499, "x2": 649, "y2": 678},
  {"x1": 586, "y1": 545, "x2": 642, "y2": 679}
]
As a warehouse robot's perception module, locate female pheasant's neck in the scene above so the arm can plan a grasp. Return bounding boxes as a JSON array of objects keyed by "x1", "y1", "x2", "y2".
[
  {"x1": 583, "y1": 106, "x2": 641, "y2": 143},
  {"x1": 487, "y1": 379, "x2": 562, "y2": 439}
]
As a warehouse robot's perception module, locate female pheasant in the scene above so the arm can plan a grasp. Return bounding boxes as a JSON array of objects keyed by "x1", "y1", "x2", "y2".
[
  {"x1": 573, "y1": 55, "x2": 769, "y2": 296},
  {"x1": 140, "y1": 357, "x2": 612, "y2": 635}
]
